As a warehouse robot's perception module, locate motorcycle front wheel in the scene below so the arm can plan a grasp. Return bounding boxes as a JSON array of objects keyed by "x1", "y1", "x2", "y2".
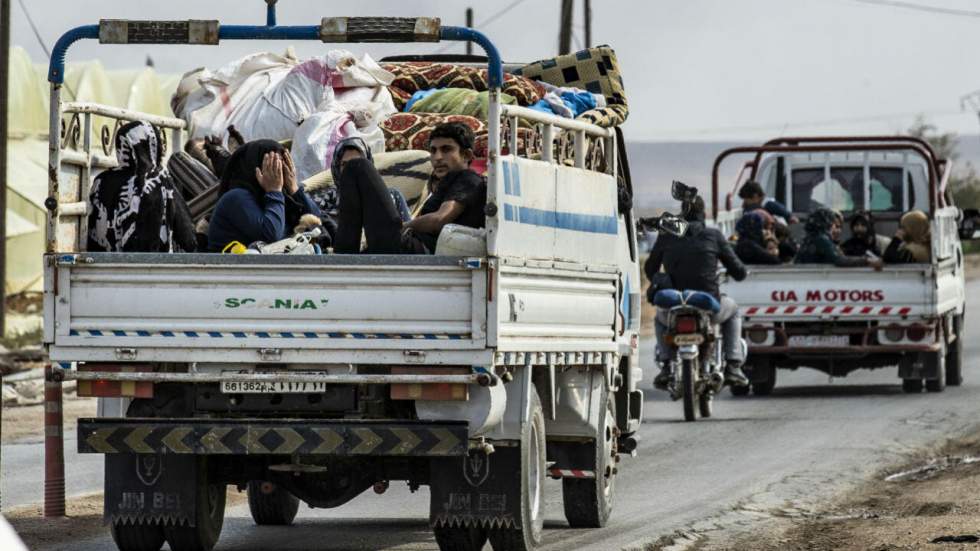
[{"x1": 682, "y1": 357, "x2": 699, "y2": 422}]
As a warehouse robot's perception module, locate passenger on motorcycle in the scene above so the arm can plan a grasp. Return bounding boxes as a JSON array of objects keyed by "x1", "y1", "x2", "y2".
[{"x1": 645, "y1": 195, "x2": 750, "y2": 389}]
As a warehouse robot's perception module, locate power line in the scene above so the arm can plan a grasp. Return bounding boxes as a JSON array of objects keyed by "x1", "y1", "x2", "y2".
[
  {"x1": 433, "y1": 0, "x2": 530, "y2": 55},
  {"x1": 16, "y1": 0, "x2": 50, "y2": 58},
  {"x1": 848, "y1": 0, "x2": 980, "y2": 18}
]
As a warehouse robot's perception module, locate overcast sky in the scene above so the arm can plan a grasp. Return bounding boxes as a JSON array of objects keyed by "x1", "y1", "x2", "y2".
[{"x1": 10, "y1": 0, "x2": 980, "y2": 141}]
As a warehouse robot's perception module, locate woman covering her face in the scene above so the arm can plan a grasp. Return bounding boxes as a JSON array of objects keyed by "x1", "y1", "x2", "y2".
[{"x1": 207, "y1": 139, "x2": 321, "y2": 251}]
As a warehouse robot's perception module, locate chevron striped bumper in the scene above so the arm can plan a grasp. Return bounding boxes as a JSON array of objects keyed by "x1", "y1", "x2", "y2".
[{"x1": 78, "y1": 418, "x2": 468, "y2": 457}]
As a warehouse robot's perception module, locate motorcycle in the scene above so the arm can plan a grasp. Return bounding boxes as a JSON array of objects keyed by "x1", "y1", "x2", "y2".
[
  {"x1": 654, "y1": 290, "x2": 731, "y2": 421},
  {"x1": 641, "y1": 181, "x2": 746, "y2": 422}
]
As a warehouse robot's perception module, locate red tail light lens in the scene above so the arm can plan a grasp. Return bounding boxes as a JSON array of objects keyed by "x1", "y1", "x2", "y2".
[
  {"x1": 906, "y1": 325, "x2": 928, "y2": 342},
  {"x1": 675, "y1": 316, "x2": 698, "y2": 334}
]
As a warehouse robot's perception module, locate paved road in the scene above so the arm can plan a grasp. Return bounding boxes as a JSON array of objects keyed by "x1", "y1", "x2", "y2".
[
  {"x1": 2, "y1": 425, "x2": 103, "y2": 510},
  {"x1": 16, "y1": 281, "x2": 980, "y2": 550}
]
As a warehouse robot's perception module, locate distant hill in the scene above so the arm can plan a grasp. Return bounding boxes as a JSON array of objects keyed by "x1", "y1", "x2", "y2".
[{"x1": 626, "y1": 136, "x2": 980, "y2": 216}]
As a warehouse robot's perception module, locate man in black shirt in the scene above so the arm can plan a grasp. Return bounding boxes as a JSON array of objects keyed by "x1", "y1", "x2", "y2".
[{"x1": 334, "y1": 122, "x2": 486, "y2": 254}]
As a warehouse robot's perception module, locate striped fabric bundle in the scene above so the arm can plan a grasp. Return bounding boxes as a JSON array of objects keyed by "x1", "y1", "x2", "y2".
[{"x1": 166, "y1": 151, "x2": 219, "y2": 222}]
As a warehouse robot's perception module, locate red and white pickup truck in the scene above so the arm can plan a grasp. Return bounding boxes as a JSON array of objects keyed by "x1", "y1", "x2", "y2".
[{"x1": 713, "y1": 136, "x2": 977, "y2": 395}]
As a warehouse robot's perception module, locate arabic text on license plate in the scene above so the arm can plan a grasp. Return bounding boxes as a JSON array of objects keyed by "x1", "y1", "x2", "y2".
[
  {"x1": 788, "y1": 335, "x2": 849, "y2": 347},
  {"x1": 220, "y1": 381, "x2": 328, "y2": 394}
]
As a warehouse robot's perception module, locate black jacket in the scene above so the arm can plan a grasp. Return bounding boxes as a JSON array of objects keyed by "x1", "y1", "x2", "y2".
[
  {"x1": 644, "y1": 221, "x2": 747, "y2": 299},
  {"x1": 735, "y1": 239, "x2": 781, "y2": 265}
]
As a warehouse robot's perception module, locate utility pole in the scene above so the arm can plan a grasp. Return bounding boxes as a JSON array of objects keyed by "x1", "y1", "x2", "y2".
[
  {"x1": 559, "y1": 0, "x2": 573, "y2": 55},
  {"x1": 0, "y1": 0, "x2": 10, "y2": 510},
  {"x1": 465, "y1": 8, "x2": 473, "y2": 55},
  {"x1": 584, "y1": 0, "x2": 591, "y2": 48},
  {"x1": 1, "y1": 0, "x2": 9, "y2": 341}
]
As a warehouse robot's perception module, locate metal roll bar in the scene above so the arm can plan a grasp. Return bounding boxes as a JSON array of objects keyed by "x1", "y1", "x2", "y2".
[{"x1": 711, "y1": 143, "x2": 940, "y2": 220}]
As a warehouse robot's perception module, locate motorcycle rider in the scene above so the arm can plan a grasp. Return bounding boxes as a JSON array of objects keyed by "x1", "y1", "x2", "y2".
[{"x1": 645, "y1": 194, "x2": 750, "y2": 389}]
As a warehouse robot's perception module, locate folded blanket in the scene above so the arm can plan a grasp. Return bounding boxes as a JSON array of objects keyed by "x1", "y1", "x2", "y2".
[
  {"x1": 514, "y1": 45, "x2": 629, "y2": 127},
  {"x1": 383, "y1": 62, "x2": 544, "y2": 106},
  {"x1": 408, "y1": 88, "x2": 517, "y2": 119}
]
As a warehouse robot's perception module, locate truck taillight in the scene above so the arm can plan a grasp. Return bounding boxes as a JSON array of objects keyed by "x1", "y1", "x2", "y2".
[
  {"x1": 747, "y1": 328, "x2": 769, "y2": 344},
  {"x1": 390, "y1": 367, "x2": 469, "y2": 401},
  {"x1": 675, "y1": 316, "x2": 698, "y2": 334},
  {"x1": 76, "y1": 364, "x2": 154, "y2": 398},
  {"x1": 906, "y1": 325, "x2": 928, "y2": 342}
]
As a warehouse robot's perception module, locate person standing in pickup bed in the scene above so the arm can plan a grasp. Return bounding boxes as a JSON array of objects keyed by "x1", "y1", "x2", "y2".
[
  {"x1": 795, "y1": 207, "x2": 883, "y2": 268},
  {"x1": 645, "y1": 196, "x2": 751, "y2": 388},
  {"x1": 333, "y1": 122, "x2": 486, "y2": 254}
]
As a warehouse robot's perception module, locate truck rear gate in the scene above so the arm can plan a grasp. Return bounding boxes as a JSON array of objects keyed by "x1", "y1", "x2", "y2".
[{"x1": 45, "y1": 253, "x2": 489, "y2": 364}]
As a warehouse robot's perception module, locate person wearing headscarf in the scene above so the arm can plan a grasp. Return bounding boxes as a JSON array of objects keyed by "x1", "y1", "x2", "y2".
[
  {"x1": 840, "y1": 211, "x2": 880, "y2": 257},
  {"x1": 795, "y1": 207, "x2": 880, "y2": 268},
  {"x1": 773, "y1": 222, "x2": 798, "y2": 263},
  {"x1": 883, "y1": 210, "x2": 931, "y2": 263},
  {"x1": 734, "y1": 210, "x2": 781, "y2": 264},
  {"x1": 87, "y1": 121, "x2": 196, "y2": 253},
  {"x1": 329, "y1": 137, "x2": 411, "y2": 223},
  {"x1": 206, "y1": 140, "x2": 320, "y2": 251}
]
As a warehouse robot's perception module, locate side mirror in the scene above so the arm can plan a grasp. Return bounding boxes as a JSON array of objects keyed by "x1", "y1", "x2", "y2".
[
  {"x1": 671, "y1": 180, "x2": 699, "y2": 203},
  {"x1": 637, "y1": 213, "x2": 689, "y2": 238},
  {"x1": 959, "y1": 208, "x2": 980, "y2": 240}
]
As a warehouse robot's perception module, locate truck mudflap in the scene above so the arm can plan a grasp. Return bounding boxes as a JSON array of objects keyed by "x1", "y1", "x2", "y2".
[
  {"x1": 105, "y1": 454, "x2": 199, "y2": 526},
  {"x1": 429, "y1": 448, "x2": 523, "y2": 529},
  {"x1": 79, "y1": 418, "x2": 468, "y2": 457}
]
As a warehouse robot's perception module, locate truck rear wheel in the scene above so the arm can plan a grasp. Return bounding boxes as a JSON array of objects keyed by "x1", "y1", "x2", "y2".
[
  {"x1": 751, "y1": 363, "x2": 776, "y2": 396},
  {"x1": 433, "y1": 526, "x2": 488, "y2": 551},
  {"x1": 902, "y1": 378, "x2": 923, "y2": 393},
  {"x1": 946, "y1": 315, "x2": 964, "y2": 386},
  {"x1": 110, "y1": 520, "x2": 165, "y2": 551},
  {"x1": 247, "y1": 480, "x2": 300, "y2": 526},
  {"x1": 681, "y1": 358, "x2": 699, "y2": 422},
  {"x1": 487, "y1": 389, "x2": 546, "y2": 551},
  {"x1": 164, "y1": 461, "x2": 226, "y2": 551},
  {"x1": 562, "y1": 388, "x2": 617, "y2": 528},
  {"x1": 926, "y1": 348, "x2": 946, "y2": 393}
]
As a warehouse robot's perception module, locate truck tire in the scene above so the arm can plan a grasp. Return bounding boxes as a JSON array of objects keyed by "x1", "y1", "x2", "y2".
[
  {"x1": 487, "y1": 389, "x2": 546, "y2": 551},
  {"x1": 699, "y1": 389, "x2": 713, "y2": 418},
  {"x1": 926, "y1": 348, "x2": 947, "y2": 393},
  {"x1": 946, "y1": 316, "x2": 964, "y2": 386},
  {"x1": 751, "y1": 364, "x2": 776, "y2": 396},
  {"x1": 247, "y1": 480, "x2": 300, "y2": 526},
  {"x1": 110, "y1": 520, "x2": 165, "y2": 551},
  {"x1": 681, "y1": 358, "x2": 699, "y2": 422},
  {"x1": 562, "y1": 389, "x2": 617, "y2": 528},
  {"x1": 433, "y1": 526, "x2": 488, "y2": 551},
  {"x1": 164, "y1": 461, "x2": 226, "y2": 551},
  {"x1": 729, "y1": 384, "x2": 750, "y2": 397},
  {"x1": 902, "y1": 378, "x2": 923, "y2": 393}
]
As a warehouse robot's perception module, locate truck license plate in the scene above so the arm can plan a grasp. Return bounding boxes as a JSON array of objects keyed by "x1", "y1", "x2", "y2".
[
  {"x1": 220, "y1": 381, "x2": 327, "y2": 394},
  {"x1": 788, "y1": 335, "x2": 849, "y2": 348}
]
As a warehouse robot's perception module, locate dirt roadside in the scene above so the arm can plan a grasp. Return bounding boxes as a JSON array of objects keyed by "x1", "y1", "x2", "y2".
[
  {"x1": 2, "y1": 395, "x2": 98, "y2": 443},
  {"x1": 5, "y1": 489, "x2": 249, "y2": 550},
  {"x1": 697, "y1": 429, "x2": 980, "y2": 551}
]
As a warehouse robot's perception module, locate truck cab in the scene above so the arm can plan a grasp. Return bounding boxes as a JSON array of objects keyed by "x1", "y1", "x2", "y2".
[{"x1": 714, "y1": 136, "x2": 975, "y2": 395}]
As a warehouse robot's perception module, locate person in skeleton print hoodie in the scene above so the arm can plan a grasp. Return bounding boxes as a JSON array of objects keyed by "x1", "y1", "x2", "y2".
[{"x1": 87, "y1": 121, "x2": 197, "y2": 252}]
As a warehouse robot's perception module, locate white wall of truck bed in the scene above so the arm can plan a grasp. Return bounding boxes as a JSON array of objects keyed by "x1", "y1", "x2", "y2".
[
  {"x1": 723, "y1": 264, "x2": 946, "y2": 320},
  {"x1": 493, "y1": 157, "x2": 620, "y2": 266},
  {"x1": 491, "y1": 262, "x2": 618, "y2": 351}
]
